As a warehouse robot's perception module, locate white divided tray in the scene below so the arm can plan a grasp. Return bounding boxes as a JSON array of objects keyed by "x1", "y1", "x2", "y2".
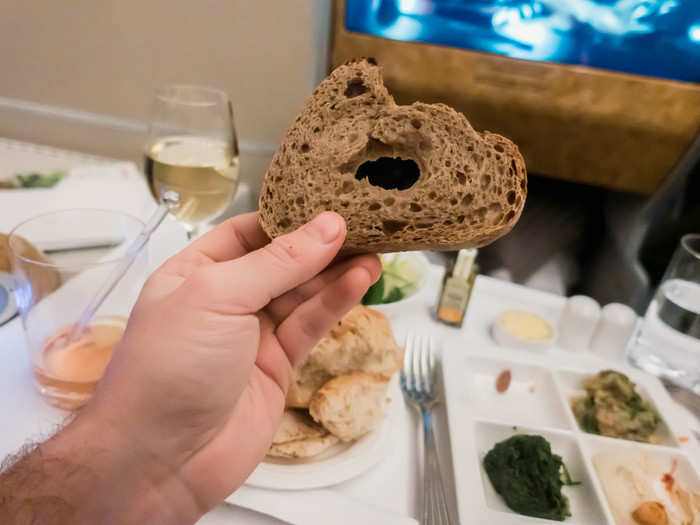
[{"x1": 442, "y1": 278, "x2": 700, "y2": 525}]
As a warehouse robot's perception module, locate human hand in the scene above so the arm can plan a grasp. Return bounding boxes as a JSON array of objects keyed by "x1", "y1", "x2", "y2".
[{"x1": 69, "y1": 211, "x2": 379, "y2": 521}]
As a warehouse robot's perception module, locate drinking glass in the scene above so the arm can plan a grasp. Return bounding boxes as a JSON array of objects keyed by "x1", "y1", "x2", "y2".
[
  {"x1": 9, "y1": 209, "x2": 149, "y2": 410},
  {"x1": 144, "y1": 84, "x2": 240, "y2": 240},
  {"x1": 628, "y1": 233, "x2": 700, "y2": 393}
]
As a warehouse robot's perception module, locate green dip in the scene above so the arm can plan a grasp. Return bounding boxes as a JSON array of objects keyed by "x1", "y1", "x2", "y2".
[{"x1": 571, "y1": 370, "x2": 661, "y2": 443}]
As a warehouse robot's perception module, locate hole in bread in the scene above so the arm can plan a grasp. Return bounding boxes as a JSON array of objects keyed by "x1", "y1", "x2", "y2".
[
  {"x1": 416, "y1": 223, "x2": 431, "y2": 229},
  {"x1": 368, "y1": 202, "x2": 381, "y2": 211},
  {"x1": 507, "y1": 190, "x2": 516, "y2": 205},
  {"x1": 341, "y1": 201, "x2": 349, "y2": 208},
  {"x1": 450, "y1": 198, "x2": 458, "y2": 206},
  {"x1": 277, "y1": 218, "x2": 292, "y2": 229},
  {"x1": 505, "y1": 210, "x2": 516, "y2": 222},
  {"x1": 428, "y1": 191, "x2": 437, "y2": 200},
  {"x1": 340, "y1": 180, "x2": 354, "y2": 194},
  {"x1": 300, "y1": 143, "x2": 310, "y2": 153},
  {"x1": 462, "y1": 194, "x2": 474, "y2": 206},
  {"x1": 313, "y1": 126, "x2": 320, "y2": 133},
  {"x1": 480, "y1": 174, "x2": 491, "y2": 189},
  {"x1": 409, "y1": 202, "x2": 422, "y2": 212},
  {"x1": 295, "y1": 197, "x2": 304, "y2": 206},
  {"x1": 494, "y1": 144, "x2": 505, "y2": 153},
  {"x1": 383, "y1": 197, "x2": 395, "y2": 206},
  {"x1": 457, "y1": 215, "x2": 465, "y2": 223},
  {"x1": 355, "y1": 157, "x2": 420, "y2": 191},
  {"x1": 520, "y1": 178, "x2": 526, "y2": 189},
  {"x1": 445, "y1": 160, "x2": 452, "y2": 168},
  {"x1": 411, "y1": 119, "x2": 422, "y2": 129},
  {"x1": 344, "y1": 78, "x2": 369, "y2": 98},
  {"x1": 456, "y1": 172, "x2": 466, "y2": 185},
  {"x1": 382, "y1": 220, "x2": 407, "y2": 236}
]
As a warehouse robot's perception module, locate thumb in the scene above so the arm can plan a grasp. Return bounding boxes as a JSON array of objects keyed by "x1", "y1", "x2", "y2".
[{"x1": 183, "y1": 212, "x2": 347, "y2": 313}]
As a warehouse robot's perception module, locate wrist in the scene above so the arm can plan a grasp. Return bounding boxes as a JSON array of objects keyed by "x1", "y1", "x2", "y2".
[{"x1": 48, "y1": 408, "x2": 203, "y2": 524}]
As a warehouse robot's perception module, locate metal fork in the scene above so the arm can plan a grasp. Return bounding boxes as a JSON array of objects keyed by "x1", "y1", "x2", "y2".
[{"x1": 400, "y1": 333, "x2": 453, "y2": 525}]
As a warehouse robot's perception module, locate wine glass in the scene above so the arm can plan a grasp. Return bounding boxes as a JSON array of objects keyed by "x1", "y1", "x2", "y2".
[{"x1": 144, "y1": 84, "x2": 240, "y2": 239}]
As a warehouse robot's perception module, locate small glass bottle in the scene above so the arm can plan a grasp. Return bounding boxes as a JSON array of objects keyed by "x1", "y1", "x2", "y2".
[{"x1": 436, "y1": 249, "x2": 479, "y2": 327}]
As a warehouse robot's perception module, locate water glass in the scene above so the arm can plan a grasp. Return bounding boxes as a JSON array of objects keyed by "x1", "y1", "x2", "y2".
[{"x1": 628, "y1": 234, "x2": 700, "y2": 393}]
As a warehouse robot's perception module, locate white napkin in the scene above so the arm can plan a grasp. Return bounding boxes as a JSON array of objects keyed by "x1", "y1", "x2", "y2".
[
  {"x1": 227, "y1": 486, "x2": 418, "y2": 525},
  {"x1": 0, "y1": 162, "x2": 155, "y2": 230},
  {"x1": 0, "y1": 161, "x2": 257, "y2": 235}
]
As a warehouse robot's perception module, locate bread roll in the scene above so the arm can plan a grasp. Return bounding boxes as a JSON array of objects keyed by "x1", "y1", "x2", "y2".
[
  {"x1": 308, "y1": 372, "x2": 390, "y2": 442},
  {"x1": 286, "y1": 305, "x2": 402, "y2": 408}
]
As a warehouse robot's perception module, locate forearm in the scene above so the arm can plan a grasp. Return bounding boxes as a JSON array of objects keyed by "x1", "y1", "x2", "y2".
[{"x1": 0, "y1": 412, "x2": 201, "y2": 525}]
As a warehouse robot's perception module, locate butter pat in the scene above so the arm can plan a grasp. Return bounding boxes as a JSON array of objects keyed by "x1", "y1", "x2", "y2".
[{"x1": 492, "y1": 310, "x2": 555, "y2": 350}]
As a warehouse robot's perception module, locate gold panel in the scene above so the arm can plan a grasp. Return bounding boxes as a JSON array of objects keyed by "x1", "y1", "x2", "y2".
[{"x1": 331, "y1": 0, "x2": 700, "y2": 195}]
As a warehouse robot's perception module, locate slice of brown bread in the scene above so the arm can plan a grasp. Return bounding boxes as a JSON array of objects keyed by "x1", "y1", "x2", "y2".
[{"x1": 259, "y1": 58, "x2": 527, "y2": 253}]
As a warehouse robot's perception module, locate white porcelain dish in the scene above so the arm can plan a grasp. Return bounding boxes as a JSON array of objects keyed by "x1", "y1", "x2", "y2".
[
  {"x1": 440, "y1": 276, "x2": 700, "y2": 525},
  {"x1": 365, "y1": 251, "x2": 430, "y2": 313},
  {"x1": 491, "y1": 309, "x2": 557, "y2": 351}
]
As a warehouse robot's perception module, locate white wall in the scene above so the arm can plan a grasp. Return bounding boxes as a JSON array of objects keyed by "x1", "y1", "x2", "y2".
[{"x1": 0, "y1": 0, "x2": 331, "y2": 190}]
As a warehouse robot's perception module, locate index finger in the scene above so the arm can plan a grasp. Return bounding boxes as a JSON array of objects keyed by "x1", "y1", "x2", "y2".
[
  {"x1": 160, "y1": 212, "x2": 270, "y2": 280},
  {"x1": 187, "y1": 212, "x2": 270, "y2": 262}
]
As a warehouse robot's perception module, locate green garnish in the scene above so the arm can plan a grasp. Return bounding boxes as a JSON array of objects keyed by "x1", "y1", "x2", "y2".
[
  {"x1": 361, "y1": 255, "x2": 419, "y2": 305},
  {"x1": 17, "y1": 171, "x2": 66, "y2": 188},
  {"x1": 0, "y1": 171, "x2": 67, "y2": 189},
  {"x1": 483, "y1": 434, "x2": 577, "y2": 521},
  {"x1": 362, "y1": 274, "x2": 386, "y2": 305}
]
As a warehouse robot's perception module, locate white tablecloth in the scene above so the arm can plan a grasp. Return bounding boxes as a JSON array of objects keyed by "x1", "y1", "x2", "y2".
[{"x1": 0, "y1": 139, "x2": 453, "y2": 524}]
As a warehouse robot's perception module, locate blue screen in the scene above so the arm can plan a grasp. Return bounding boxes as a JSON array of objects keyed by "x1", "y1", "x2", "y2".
[{"x1": 346, "y1": 0, "x2": 700, "y2": 83}]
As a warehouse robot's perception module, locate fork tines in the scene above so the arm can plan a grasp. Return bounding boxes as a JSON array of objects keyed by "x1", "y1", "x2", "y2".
[{"x1": 401, "y1": 333, "x2": 439, "y2": 404}]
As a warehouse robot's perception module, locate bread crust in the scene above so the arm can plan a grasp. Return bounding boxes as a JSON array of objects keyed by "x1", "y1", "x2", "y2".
[{"x1": 259, "y1": 58, "x2": 527, "y2": 253}]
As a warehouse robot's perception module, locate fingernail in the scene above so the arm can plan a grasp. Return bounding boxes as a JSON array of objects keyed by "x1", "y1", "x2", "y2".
[{"x1": 306, "y1": 212, "x2": 342, "y2": 243}]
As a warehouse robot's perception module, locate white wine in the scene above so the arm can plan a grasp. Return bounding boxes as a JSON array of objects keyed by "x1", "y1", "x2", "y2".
[{"x1": 145, "y1": 136, "x2": 239, "y2": 227}]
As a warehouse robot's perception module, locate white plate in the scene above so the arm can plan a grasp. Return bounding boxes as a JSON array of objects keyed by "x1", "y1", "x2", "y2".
[{"x1": 243, "y1": 379, "x2": 400, "y2": 491}]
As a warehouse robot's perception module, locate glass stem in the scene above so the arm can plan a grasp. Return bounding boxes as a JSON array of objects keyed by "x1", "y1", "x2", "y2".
[{"x1": 185, "y1": 224, "x2": 199, "y2": 241}]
